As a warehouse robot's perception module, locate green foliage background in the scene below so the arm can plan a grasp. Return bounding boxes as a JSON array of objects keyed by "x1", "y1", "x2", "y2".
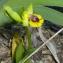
[{"x1": 0, "y1": 0, "x2": 63, "y2": 26}]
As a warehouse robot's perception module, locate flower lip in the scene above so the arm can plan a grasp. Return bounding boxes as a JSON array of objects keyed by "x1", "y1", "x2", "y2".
[
  {"x1": 29, "y1": 15, "x2": 39, "y2": 22},
  {"x1": 29, "y1": 14, "x2": 44, "y2": 27}
]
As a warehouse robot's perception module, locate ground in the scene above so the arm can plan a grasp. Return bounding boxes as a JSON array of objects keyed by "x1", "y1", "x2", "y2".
[{"x1": 0, "y1": 26, "x2": 63, "y2": 63}]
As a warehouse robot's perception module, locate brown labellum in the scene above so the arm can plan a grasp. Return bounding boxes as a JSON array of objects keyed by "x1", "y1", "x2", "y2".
[{"x1": 29, "y1": 15, "x2": 39, "y2": 22}]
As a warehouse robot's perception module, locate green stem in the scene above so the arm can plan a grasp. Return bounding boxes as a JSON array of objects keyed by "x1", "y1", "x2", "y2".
[{"x1": 26, "y1": 27, "x2": 33, "y2": 50}]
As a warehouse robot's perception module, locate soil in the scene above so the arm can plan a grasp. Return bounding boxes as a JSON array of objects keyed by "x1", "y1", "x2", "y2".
[{"x1": 0, "y1": 26, "x2": 63, "y2": 63}]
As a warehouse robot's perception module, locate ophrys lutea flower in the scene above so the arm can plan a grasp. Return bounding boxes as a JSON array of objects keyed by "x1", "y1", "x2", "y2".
[{"x1": 22, "y1": 4, "x2": 44, "y2": 27}]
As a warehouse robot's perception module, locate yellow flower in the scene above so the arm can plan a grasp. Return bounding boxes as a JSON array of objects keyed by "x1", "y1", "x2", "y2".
[
  {"x1": 22, "y1": 4, "x2": 33, "y2": 26},
  {"x1": 22, "y1": 4, "x2": 44, "y2": 27},
  {"x1": 29, "y1": 14, "x2": 44, "y2": 27}
]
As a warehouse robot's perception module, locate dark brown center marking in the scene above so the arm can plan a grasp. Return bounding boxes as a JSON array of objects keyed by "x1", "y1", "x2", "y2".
[{"x1": 29, "y1": 15, "x2": 39, "y2": 22}]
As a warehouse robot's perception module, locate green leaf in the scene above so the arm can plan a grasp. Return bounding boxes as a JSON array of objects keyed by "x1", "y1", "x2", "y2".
[
  {"x1": 34, "y1": 5, "x2": 63, "y2": 26},
  {"x1": 4, "y1": 6, "x2": 22, "y2": 23},
  {"x1": 15, "y1": 40, "x2": 25, "y2": 63},
  {"x1": 26, "y1": 28, "x2": 36, "y2": 53},
  {"x1": 39, "y1": 0, "x2": 63, "y2": 7},
  {"x1": 25, "y1": 27, "x2": 33, "y2": 50},
  {"x1": 5, "y1": 0, "x2": 63, "y2": 9}
]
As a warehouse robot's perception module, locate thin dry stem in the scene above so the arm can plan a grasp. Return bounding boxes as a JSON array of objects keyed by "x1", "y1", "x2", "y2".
[{"x1": 20, "y1": 28, "x2": 63, "y2": 63}]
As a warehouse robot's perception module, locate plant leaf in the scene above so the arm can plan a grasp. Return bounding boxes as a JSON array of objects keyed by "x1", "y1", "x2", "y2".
[
  {"x1": 5, "y1": 0, "x2": 63, "y2": 9},
  {"x1": 12, "y1": 33, "x2": 20, "y2": 58},
  {"x1": 15, "y1": 39, "x2": 25, "y2": 63},
  {"x1": 34, "y1": 5, "x2": 63, "y2": 26},
  {"x1": 4, "y1": 6, "x2": 22, "y2": 23},
  {"x1": 40, "y1": 0, "x2": 63, "y2": 7},
  {"x1": 25, "y1": 27, "x2": 33, "y2": 50}
]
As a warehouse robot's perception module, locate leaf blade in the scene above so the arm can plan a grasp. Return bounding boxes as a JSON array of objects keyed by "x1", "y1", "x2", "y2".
[{"x1": 34, "y1": 5, "x2": 63, "y2": 26}]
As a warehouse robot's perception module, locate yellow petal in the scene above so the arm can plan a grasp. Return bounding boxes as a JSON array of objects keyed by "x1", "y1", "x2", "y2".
[
  {"x1": 29, "y1": 14, "x2": 44, "y2": 27},
  {"x1": 22, "y1": 4, "x2": 33, "y2": 26},
  {"x1": 27, "y1": 4, "x2": 33, "y2": 15}
]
